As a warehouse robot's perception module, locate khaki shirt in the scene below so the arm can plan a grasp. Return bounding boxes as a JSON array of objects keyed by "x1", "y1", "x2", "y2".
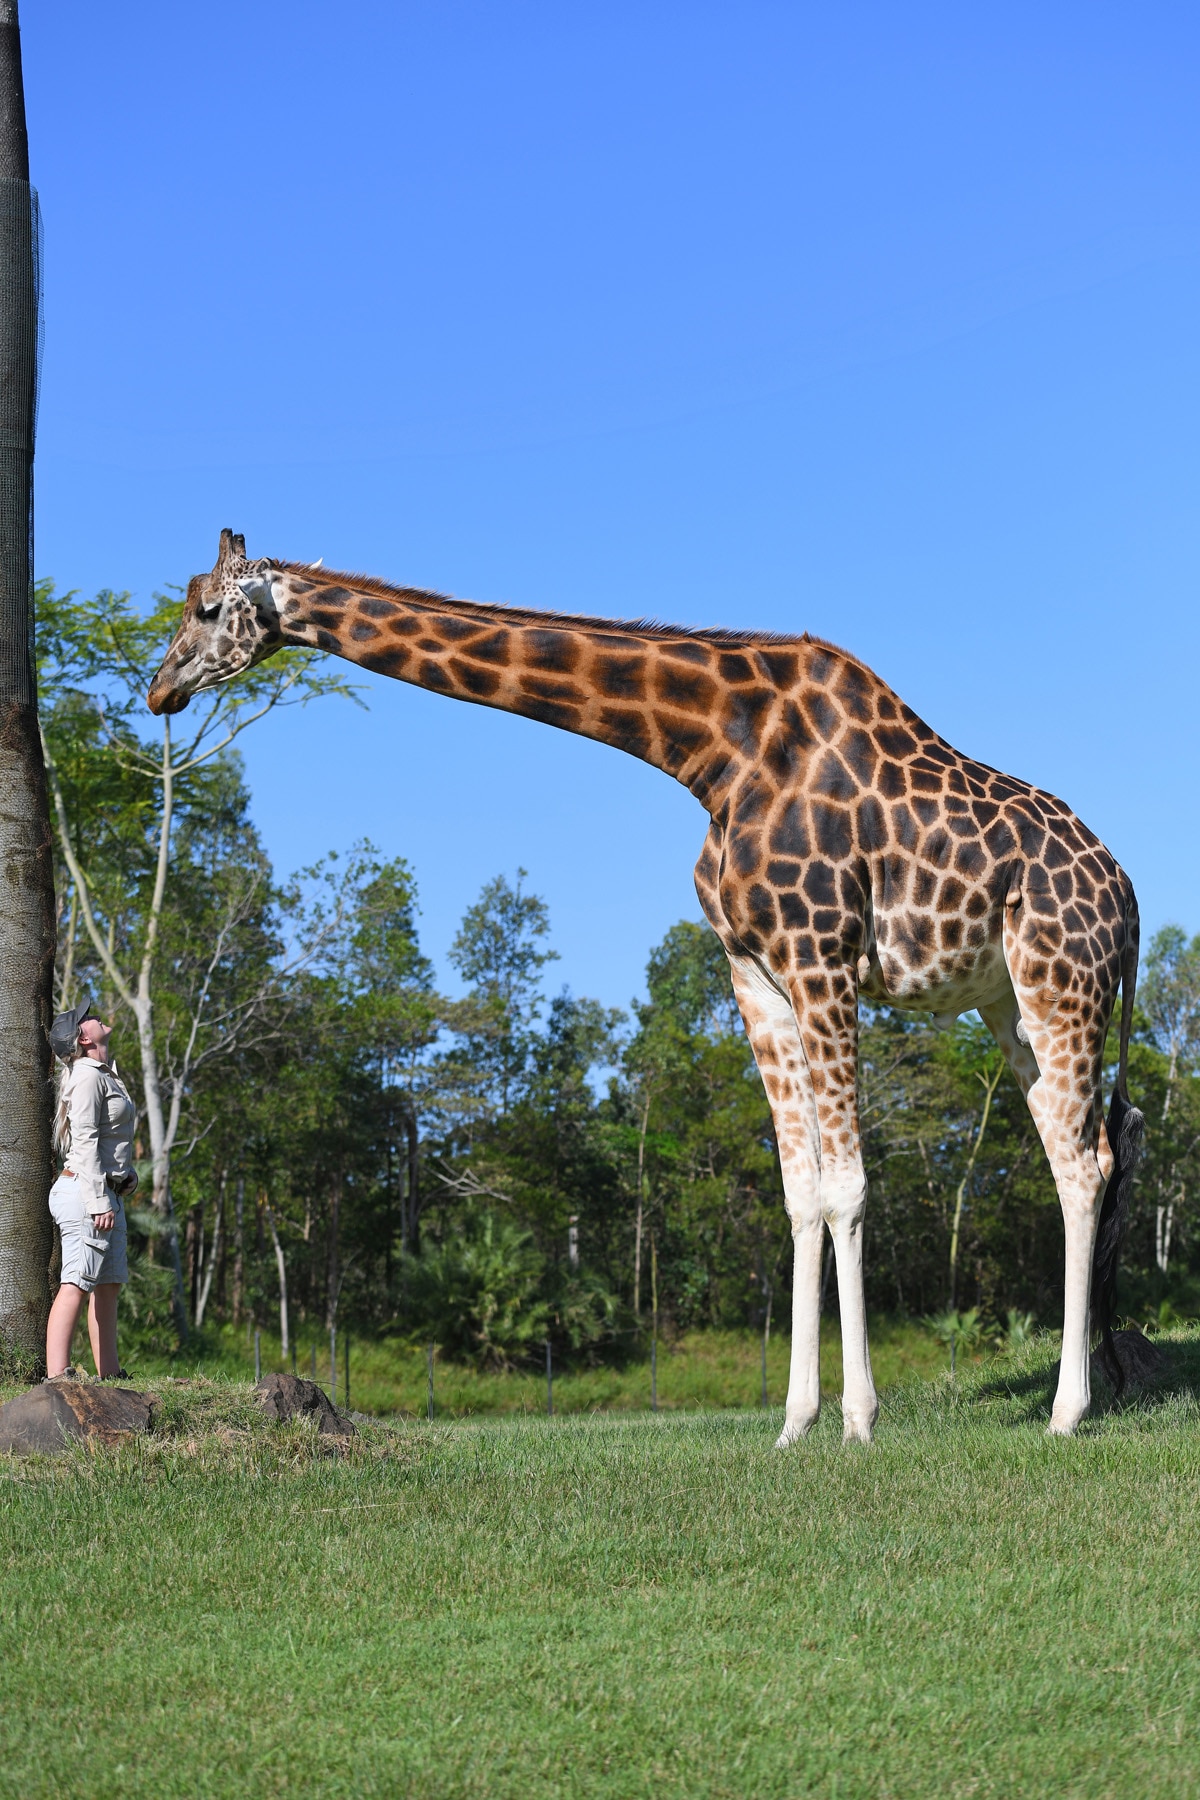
[{"x1": 63, "y1": 1059, "x2": 137, "y2": 1215}]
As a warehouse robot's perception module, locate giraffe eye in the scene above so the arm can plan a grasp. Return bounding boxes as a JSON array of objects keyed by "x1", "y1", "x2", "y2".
[{"x1": 197, "y1": 600, "x2": 222, "y2": 621}]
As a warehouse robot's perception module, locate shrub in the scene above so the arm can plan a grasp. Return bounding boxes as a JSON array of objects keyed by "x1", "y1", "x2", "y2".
[
  {"x1": 411, "y1": 1210, "x2": 548, "y2": 1368},
  {"x1": 546, "y1": 1269, "x2": 630, "y2": 1364},
  {"x1": 1001, "y1": 1308, "x2": 1036, "y2": 1351},
  {"x1": 120, "y1": 1245, "x2": 181, "y2": 1360}
]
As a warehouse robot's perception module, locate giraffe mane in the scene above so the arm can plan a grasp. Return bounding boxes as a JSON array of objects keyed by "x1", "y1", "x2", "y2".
[{"x1": 277, "y1": 562, "x2": 869, "y2": 671}]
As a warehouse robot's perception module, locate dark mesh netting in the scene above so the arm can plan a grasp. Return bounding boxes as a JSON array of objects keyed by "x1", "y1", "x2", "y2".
[
  {"x1": 0, "y1": 168, "x2": 54, "y2": 1363},
  {"x1": 0, "y1": 175, "x2": 36, "y2": 705}
]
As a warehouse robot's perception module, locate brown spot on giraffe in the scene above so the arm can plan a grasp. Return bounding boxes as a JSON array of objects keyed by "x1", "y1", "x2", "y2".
[{"x1": 147, "y1": 530, "x2": 1144, "y2": 1444}]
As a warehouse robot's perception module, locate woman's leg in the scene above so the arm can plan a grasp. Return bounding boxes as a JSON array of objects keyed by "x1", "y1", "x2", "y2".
[
  {"x1": 46, "y1": 1283, "x2": 87, "y2": 1376},
  {"x1": 87, "y1": 1285, "x2": 121, "y2": 1378}
]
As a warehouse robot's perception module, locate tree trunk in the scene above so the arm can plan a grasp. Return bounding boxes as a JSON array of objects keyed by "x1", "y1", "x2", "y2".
[
  {"x1": 0, "y1": 3, "x2": 54, "y2": 1369},
  {"x1": 326, "y1": 1170, "x2": 342, "y2": 1330},
  {"x1": 215, "y1": 1168, "x2": 228, "y2": 1313},
  {"x1": 1155, "y1": 1054, "x2": 1179, "y2": 1277},
  {"x1": 232, "y1": 1171, "x2": 245, "y2": 1324},
  {"x1": 949, "y1": 1059, "x2": 1003, "y2": 1309},
  {"x1": 186, "y1": 1204, "x2": 201, "y2": 1319},
  {"x1": 195, "y1": 1177, "x2": 223, "y2": 1329},
  {"x1": 404, "y1": 1105, "x2": 420, "y2": 1253},
  {"x1": 633, "y1": 1089, "x2": 650, "y2": 1317},
  {"x1": 265, "y1": 1200, "x2": 288, "y2": 1355},
  {"x1": 57, "y1": 882, "x2": 77, "y2": 1009},
  {"x1": 1156, "y1": 1194, "x2": 1177, "y2": 1277}
]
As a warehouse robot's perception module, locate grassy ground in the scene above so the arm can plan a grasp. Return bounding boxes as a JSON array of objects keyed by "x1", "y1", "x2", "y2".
[
  {"x1": 2, "y1": 1332, "x2": 1198, "y2": 1799},
  {"x1": 126, "y1": 1319, "x2": 950, "y2": 1416}
]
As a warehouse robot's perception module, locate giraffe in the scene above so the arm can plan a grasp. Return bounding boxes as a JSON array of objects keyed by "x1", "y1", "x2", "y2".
[{"x1": 149, "y1": 531, "x2": 1143, "y2": 1441}]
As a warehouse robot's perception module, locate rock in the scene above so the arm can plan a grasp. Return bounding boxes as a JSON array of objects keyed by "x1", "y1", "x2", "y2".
[
  {"x1": 254, "y1": 1372, "x2": 355, "y2": 1436},
  {"x1": 1090, "y1": 1327, "x2": 1168, "y2": 1388},
  {"x1": 0, "y1": 1380, "x2": 153, "y2": 1455}
]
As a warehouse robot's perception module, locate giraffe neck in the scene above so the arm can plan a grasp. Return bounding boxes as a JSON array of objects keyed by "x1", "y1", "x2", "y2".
[{"x1": 272, "y1": 566, "x2": 810, "y2": 812}]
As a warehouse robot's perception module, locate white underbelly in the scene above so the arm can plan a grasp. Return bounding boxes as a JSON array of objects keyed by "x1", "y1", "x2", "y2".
[{"x1": 861, "y1": 939, "x2": 1011, "y2": 1021}]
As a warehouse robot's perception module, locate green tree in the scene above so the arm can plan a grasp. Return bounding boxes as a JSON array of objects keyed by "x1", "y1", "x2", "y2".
[
  {"x1": 447, "y1": 869, "x2": 559, "y2": 1119},
  {"x1": 621, "y1": 921, "x2": 783, "y2": 1331},
  {"x1": 1139, "y1": 926, "x2": 1200, "y2": 1277},
  {"x1": 340, "y1": 855, "x2": 440, "y2": 1255},
  {"x1": 36, "y1": 581, "x2": 355, "y2": 1320}
]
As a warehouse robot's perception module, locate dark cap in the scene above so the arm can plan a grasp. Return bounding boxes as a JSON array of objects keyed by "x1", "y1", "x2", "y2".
[{"x1": 49, "y1": 998, "x2": 93, "y2": 1062}]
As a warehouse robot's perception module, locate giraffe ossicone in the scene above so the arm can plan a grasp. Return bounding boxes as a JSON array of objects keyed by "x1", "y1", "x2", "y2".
[{"x1": 148, "y1": 532, "x2": 1145, "y2": 1442}]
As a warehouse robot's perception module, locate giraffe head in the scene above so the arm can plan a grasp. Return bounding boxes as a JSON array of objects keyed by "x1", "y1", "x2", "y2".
[{"x1": 147, "y1": 529, "x2": 283, "y2": 714}]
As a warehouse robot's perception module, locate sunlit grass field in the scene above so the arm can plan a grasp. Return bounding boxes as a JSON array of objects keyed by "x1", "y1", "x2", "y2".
[{"x1": 2, "y1": 1331, "x2": 1198, "y2": 1798}]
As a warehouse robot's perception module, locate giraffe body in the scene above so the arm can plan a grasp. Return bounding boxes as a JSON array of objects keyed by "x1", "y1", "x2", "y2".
[{"x1": 149, "y1": 533, "x2": 1143, "y2": 1441}]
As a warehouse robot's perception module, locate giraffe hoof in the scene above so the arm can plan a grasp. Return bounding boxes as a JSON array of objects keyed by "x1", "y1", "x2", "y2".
[
  {"x1": 1046, "y1": 1413, "x2": 1083, "y2": 1438},
  {"x1": 1047, "y1": 1393, "x2": 1089, "y2": 1435},
  {"x1": 840, "y1": 1404, "x2": 878, "y2": 1445},
  {"x1": 774, "y1": 1414, "x2": 817, "y2": 1449}
]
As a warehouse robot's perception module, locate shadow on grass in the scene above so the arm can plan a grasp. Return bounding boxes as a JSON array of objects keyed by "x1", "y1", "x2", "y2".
[{"x1": 970, "y1": 1329, "x2": 1200, "y2": 1427}]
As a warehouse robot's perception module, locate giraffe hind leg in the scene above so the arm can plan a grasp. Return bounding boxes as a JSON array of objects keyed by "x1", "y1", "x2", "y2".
[{"x1": 997, "y1": 918, "x2": 1118, "y2": 1435}]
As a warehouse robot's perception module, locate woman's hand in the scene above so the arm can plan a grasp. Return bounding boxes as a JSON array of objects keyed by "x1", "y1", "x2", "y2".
[{"x1": 91, "y1": 1210, "x2": 116, "y2": 1232}]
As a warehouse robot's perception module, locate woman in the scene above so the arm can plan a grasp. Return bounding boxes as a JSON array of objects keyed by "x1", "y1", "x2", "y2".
[{"x1": 46, "y1": 999, "x2": 139, "y2": 1379}]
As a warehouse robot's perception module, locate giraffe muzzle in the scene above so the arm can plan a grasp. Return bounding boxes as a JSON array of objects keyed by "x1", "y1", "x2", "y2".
[{"x1": 147, "y1": 668, "x2": 194, "y2": 715}]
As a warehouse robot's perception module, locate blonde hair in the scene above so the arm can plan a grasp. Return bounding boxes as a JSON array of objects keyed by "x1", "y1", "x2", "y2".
[{"x1": 51, "y1": 1032, "x2": 84, "y2": 1161}]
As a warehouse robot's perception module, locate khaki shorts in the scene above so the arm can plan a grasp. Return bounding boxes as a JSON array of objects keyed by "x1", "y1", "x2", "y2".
[{"x1": 49, "y1": 1175, "x2": 128, "y2": 1292}]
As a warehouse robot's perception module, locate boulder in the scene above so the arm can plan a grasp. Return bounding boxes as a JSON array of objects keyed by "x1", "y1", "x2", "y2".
[
  {"x1": 254, "y1": 1372, "x2": 355, "y2": 1436},
  {"x1": 0, "y1": 1380, "x2": 153, "y2": 1454},
  {"x1": 1090, "y1": 1326, "x2": 1168, "y2": 1388}
]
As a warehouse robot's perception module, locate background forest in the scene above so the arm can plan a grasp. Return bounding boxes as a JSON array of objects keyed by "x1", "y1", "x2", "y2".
[{"x1": 37, "y1": 585, "x2": 1200, "y2": 1371}]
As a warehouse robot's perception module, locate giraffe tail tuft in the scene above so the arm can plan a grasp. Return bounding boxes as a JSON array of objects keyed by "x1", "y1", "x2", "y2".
[{"x1": 1092, "y1": 915, "x2": 1144, "y2": 1397}]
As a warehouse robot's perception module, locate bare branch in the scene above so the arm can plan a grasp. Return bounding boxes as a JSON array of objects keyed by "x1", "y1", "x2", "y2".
[
  {"x1": 39, "y1": 722, "x2": 137, "y2": 1012},
  {"x1": 434, "y1": 1161, "x2": 515, "y2": 1206}
]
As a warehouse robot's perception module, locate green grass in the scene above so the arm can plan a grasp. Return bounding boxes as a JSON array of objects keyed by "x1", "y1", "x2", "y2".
[
  {"x1": 2, "y1": 1333, "x2": 1199, "y2": 1798},
  {"x1": 125, "y1": 1318, "x2": 950, "y2": 1416}
]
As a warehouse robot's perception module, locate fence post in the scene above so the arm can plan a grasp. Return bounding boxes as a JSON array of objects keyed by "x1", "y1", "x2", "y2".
[
  {"x1": 329, "y1": 1327, "x2": 336, "y2": 1397},
  {"x1": 310, "y1": 1343, "x2": 316, "y2": 1384},
  {"x1": 427, "y1": 1342, "x2": 434, "y2": 1421},
  {"x1": 291, "y1": 1338, "x2": 297, "y2": 1376},
  {"x1": 545, "y1": 1338, "x2": 553, "y2": 1417},
  {"x1": 254, "y1": 1329, "x2": 261, "y2": 1383},
  {"x1": 344, "y1": 1331, "x2": 349, "y2": 1412}
]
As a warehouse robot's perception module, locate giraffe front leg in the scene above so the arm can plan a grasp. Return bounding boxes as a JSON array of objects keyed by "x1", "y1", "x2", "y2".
[
  {"x1": 790, "y1": 965, "x2": 878, "y2": 1445},
  {"x1": 724, "y1": 951, "x2": 823, "y2": 1447},
  {"x1": 777, "y1": 1206, "x2": 824, "y2": 1447}
]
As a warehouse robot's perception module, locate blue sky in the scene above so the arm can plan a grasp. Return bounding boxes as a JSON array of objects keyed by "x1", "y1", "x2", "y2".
[{"x1": 26, "y1": 2, "x2": 1200, "y2": 1013}]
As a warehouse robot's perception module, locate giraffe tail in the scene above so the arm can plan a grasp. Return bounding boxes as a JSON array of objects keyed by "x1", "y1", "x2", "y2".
[{"x1": 1092, "y1": 900, "x2": 1145, "y2": 1397}]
